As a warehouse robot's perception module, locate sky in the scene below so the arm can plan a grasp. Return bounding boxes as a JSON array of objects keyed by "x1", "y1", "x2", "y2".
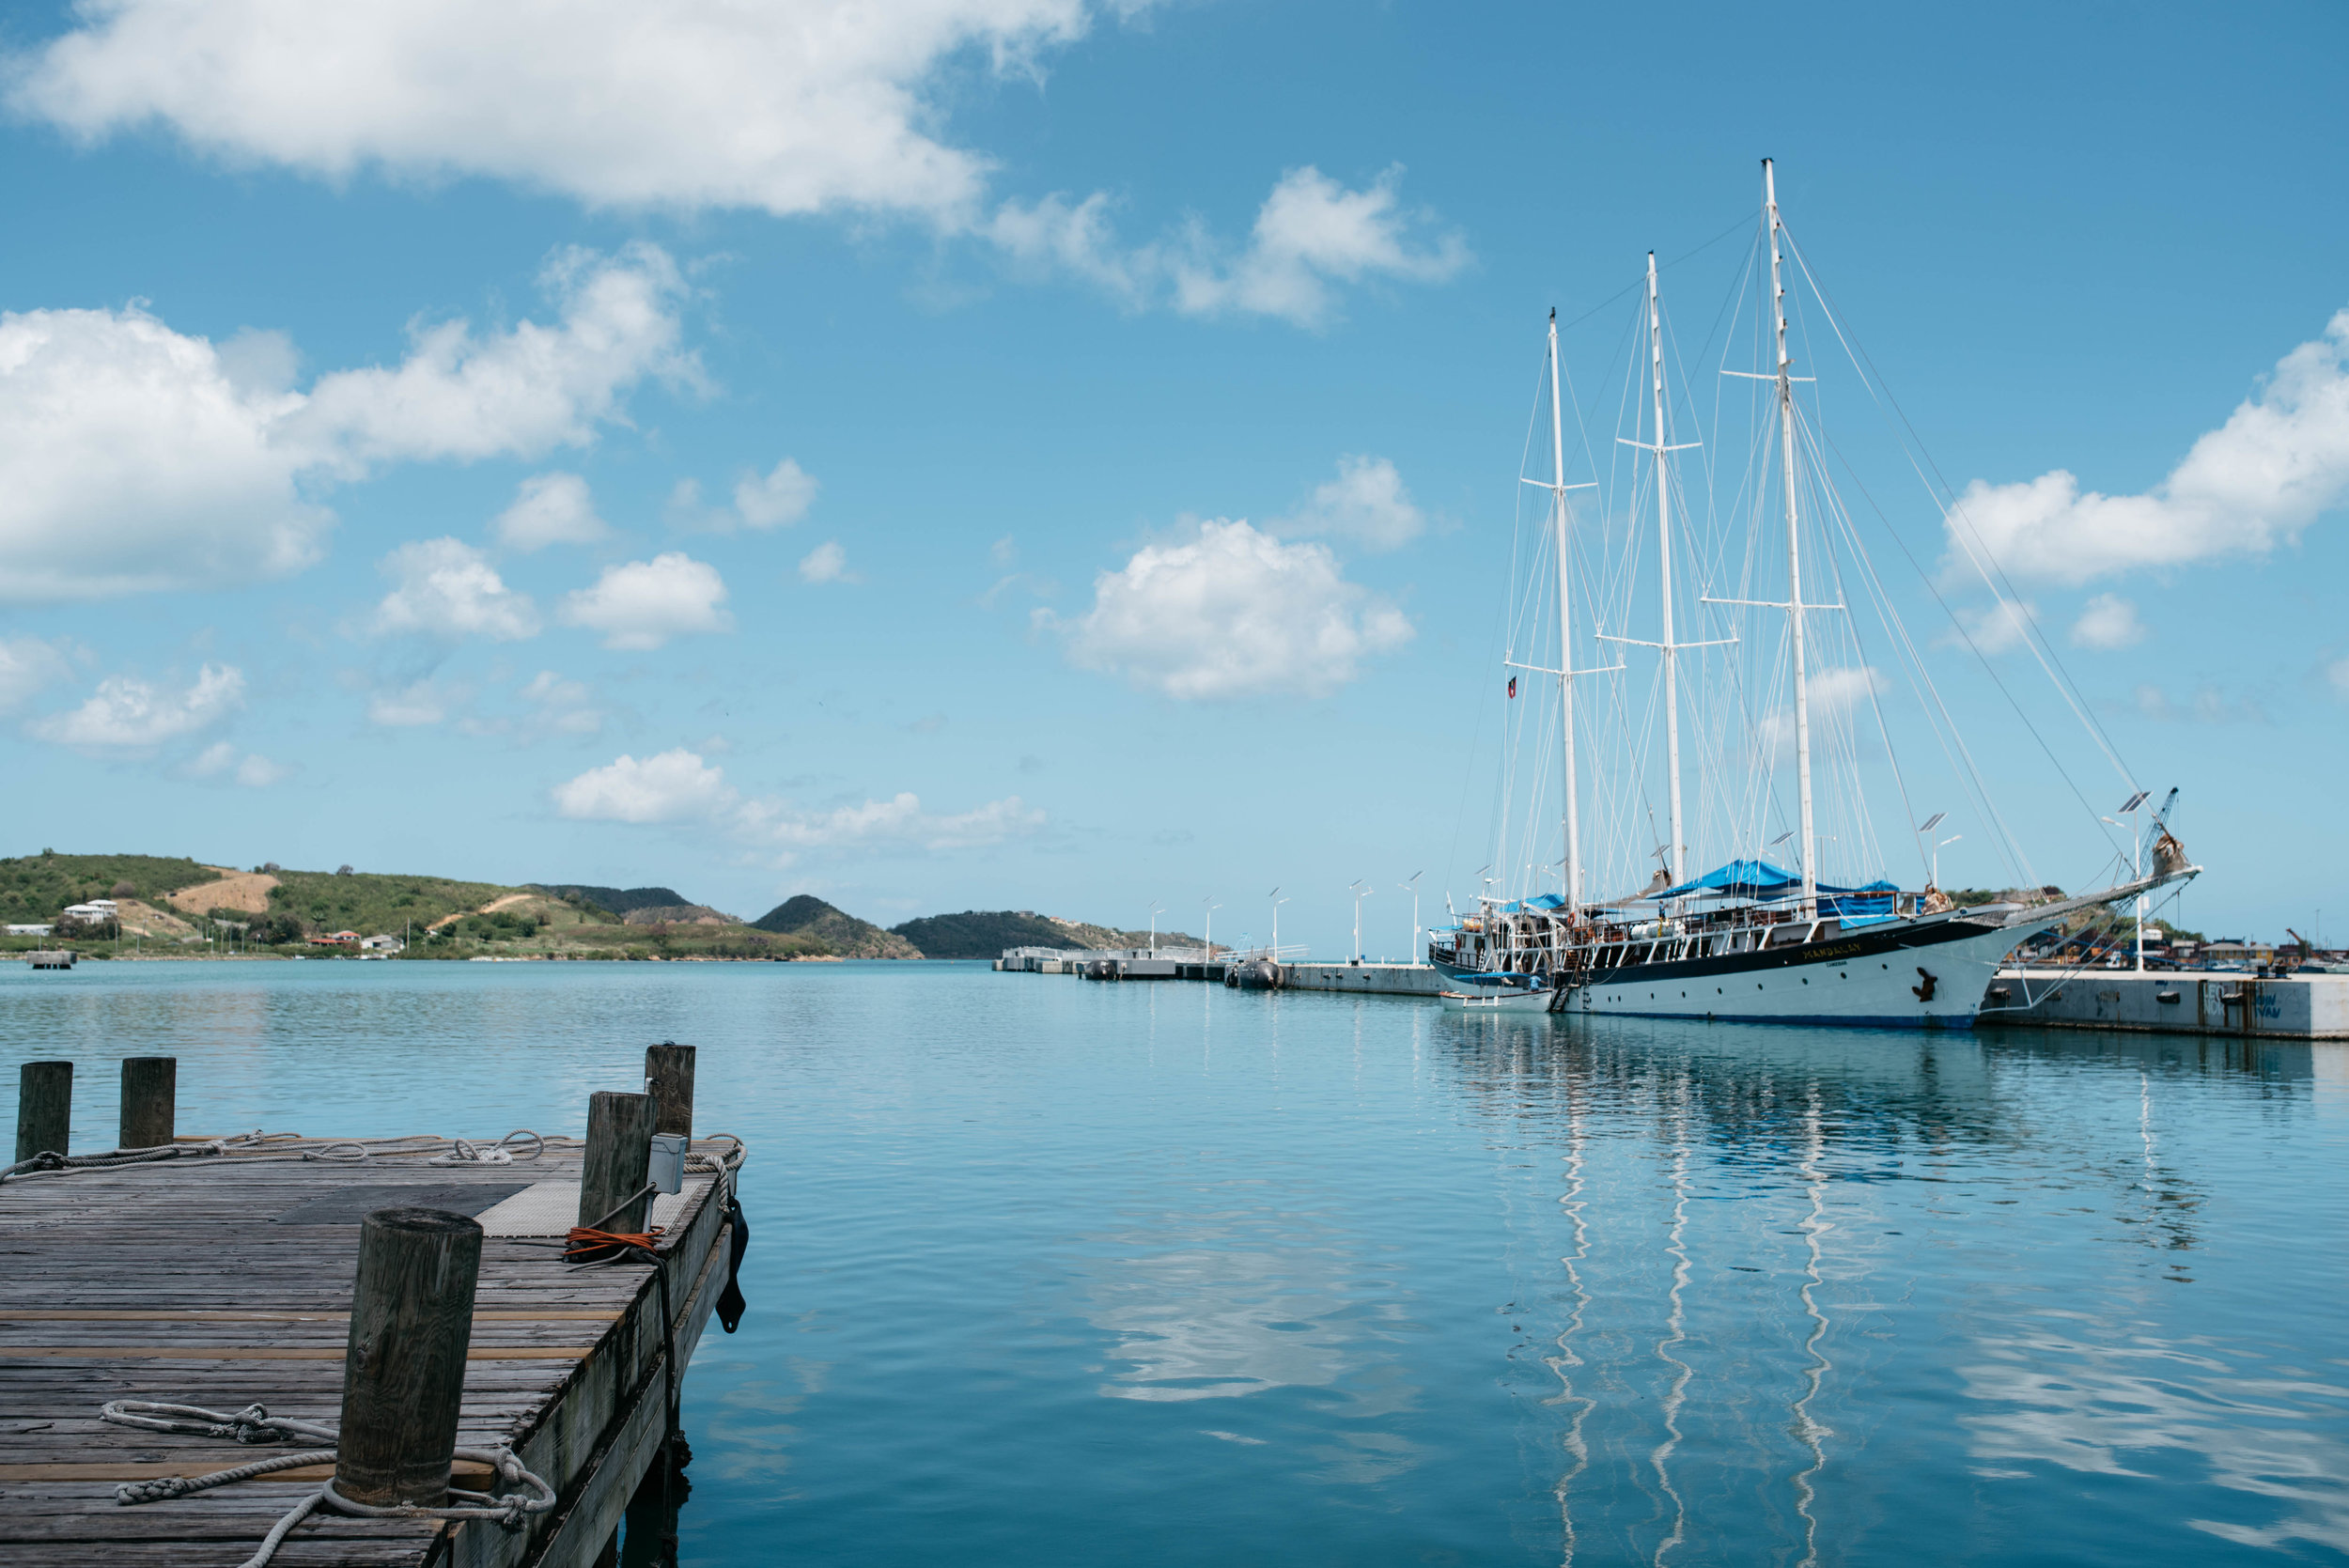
[{"x1": 0, "y1": 0, "x2": 2344, "y2": 953}]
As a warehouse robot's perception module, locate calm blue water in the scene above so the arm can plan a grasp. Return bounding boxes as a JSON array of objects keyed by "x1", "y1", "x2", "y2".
[{"x1": 5, "y1": 959, "x2": 2347, "y2": 1565}]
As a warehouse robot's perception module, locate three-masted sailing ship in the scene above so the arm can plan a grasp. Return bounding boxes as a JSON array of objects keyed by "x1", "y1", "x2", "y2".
[{"x1": 1431, "y1": 162, "x2": 2196, "y2": 1023}]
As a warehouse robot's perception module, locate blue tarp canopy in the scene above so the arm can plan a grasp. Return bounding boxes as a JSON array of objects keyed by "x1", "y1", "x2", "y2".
[
  {"x1": 1656, "y1": 861, "x2": 1906, "y2": 903},
  {"x1": 1454, "y1": 971, "x2": 1538, "y2": 986},
  {"x1": 1490, "y1": 893, "x2": 1568, "y2": 913},
  {"x1": 1821, "y1": 878, "x2": 1901, "y2": 921}
]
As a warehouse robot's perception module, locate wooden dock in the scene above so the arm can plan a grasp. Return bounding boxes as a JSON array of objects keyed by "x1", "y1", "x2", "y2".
[{"x1": 0, "y1": 1130, "x2": 742, "y2": 1566}]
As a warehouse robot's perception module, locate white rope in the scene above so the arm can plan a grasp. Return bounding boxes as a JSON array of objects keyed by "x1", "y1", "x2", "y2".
[
  {"x1": 0, "y1": 1130, "x2": 584, "y2": 1184},
  {"x1": 101, "y1": 1399, "x2": 555, "y2": 1568}
]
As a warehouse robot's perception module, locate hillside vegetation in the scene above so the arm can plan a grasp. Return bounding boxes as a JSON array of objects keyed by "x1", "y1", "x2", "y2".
[
  {"x1": 269, "y1": 869, "x2": 525, "y2": 937},
  {"x1": 0, "y1": 853, "x2": 224, "y2": 925},
  {"x1": 532, "y1": 884, "x2": 690, "y2": 916},
  {"x1": 754, "y1": 895, "x2": 923, "y2": 958},
  {"x1": 891, "y1": 909, "x2": 1206, "y2": 959}
]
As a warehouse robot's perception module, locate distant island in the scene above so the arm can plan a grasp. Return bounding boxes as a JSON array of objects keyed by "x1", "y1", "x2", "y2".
[{"x1": 0, "y1": 851, "x2": 1210, "y2": 963}]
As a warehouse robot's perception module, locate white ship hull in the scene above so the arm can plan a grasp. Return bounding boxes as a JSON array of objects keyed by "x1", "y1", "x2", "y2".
[{"x1": 1563, "y1": 916, "x2": 2040, "y2": 1028}]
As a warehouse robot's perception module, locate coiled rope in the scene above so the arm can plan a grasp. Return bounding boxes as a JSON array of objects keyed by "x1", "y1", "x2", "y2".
[{"x1": 100, "y1": 1399, "x2": 554, "y2": 1568}]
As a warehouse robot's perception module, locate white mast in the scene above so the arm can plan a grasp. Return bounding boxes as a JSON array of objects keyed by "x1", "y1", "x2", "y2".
[
  {"x1": 1765, "y1": 159, "x2": 1818, "y2": 919},
  {"x1": 1648, "y1": 253, "x2": 1686, "y2": 890},
  {"x1": 1548, "y1": 310, "x2": 1582, "y2": 910}
]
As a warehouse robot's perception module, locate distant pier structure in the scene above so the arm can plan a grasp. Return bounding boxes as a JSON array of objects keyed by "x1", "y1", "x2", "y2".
[{"x1": 995, "y1": 946, "x2": 1445, "y2": 997}]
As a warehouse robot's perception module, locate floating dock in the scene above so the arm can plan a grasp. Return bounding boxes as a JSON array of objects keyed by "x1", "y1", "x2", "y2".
[
  {"x1": 1983, "y1": 968, "x2": 2349, "y2": 1039},
  {"x1": 2, "y1": 1057, "x2": 741, "y2": 1567}
]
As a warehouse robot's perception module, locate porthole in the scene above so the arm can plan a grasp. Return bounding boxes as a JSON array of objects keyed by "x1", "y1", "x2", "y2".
[{"x1": 1802, "y1": 977, "x2": 1810, "y2": 985}]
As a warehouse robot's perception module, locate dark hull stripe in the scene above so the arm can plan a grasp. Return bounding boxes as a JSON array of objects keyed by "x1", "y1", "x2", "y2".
[{"x1": 1435, "y1": 915, "x2": 2016, "y2": 988}]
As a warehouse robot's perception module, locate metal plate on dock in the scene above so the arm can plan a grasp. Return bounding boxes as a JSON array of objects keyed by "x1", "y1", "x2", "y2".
[
  {"x1": 474, "y1": 1178, "x2": 714, "y2": 1236},
  {"x1": 271, "y1": 1180, "x2": 536, "y2": 1224}
]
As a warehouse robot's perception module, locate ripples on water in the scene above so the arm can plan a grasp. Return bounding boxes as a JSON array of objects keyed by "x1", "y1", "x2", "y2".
[{"x1": 4, "y1": 960, "x2": 2345, "y2": 1565}]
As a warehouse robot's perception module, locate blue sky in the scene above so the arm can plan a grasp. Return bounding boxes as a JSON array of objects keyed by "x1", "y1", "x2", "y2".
[{"x1": 0, "y1": 0, "x2": 2343, "y2": 951}]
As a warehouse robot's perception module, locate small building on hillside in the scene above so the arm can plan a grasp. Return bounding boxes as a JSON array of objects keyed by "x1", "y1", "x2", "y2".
[
  {"x1": 359, "y1": 934, "x2": 403, "y2": 954},
  {"x1": 8, "y1": 924, "x2": 53, "y2": 937}
]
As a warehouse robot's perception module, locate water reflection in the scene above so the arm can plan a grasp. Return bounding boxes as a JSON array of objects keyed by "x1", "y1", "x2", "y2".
[{"x1": 1432, "y1": 1011, "x2": 2336, "y2": 1565}]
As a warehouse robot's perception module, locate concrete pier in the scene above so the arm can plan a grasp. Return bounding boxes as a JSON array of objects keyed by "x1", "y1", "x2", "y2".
[
  {"x1": 1277, "y1": 962, "x2": 1446, "y2": 997},
  {"x1": 1983, "y1": 968, "x2": 2349, "y2": 1039}
]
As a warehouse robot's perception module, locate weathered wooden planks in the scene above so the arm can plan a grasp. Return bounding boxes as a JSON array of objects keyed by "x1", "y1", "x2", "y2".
[{"x1": 0, "y1": 1135, "x2": 739, "y2": 1568}]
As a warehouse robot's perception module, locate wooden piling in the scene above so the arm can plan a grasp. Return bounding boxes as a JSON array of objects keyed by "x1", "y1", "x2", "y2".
[
  {"x1": 117, "y1": 1056, "x2": 175, "y2": 1150},
  {"x1": 14, "y1": 1059, "x2": 71, "y2": 1163},
  {"x1": 644, "y1": 1043, "x2": 696, "y2": 1141},
  {"x1": 581, "y1": 1090, "x2": 656, "y2": 1234},
  {"x1": 334, "y1": 1206, "x2": 484, "y2": 1508}
]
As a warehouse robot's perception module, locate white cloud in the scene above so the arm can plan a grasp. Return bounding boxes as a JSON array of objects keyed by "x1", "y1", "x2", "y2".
[
  {"x1": 0, "y1": 245, "x2": 686, "y2": 602},
  {"x1": 1947, "y1": 307, "x2": 2349, "y2": 585},
  {"x1": 2069, "y1": 593, "x2": 2146, "y2": 650},
  {"x1": 371, "y1": 537, "x2": 539, "y2": 641},
  {"x1": 1940, "y1": 598, "x2": 2040, "y2": 657},
  {"x1": 367, "y1": 678, "x2": 455, "y2": 727},
  {"x1": 1270, "y1": 455, "x2": 1424, "y2": 551},
  {"x1": 236, "y1": 753, "x2": 291, "y2": 787},
  {"x1": 188, "y1": 738, "x2": 289, "y2": 784},
  {"x1": 31, "y1": 663, "x2": 244, "y2": 750},
  {"x1": 560, "y1": 552, "x2": 731, "y2": 649},
  {"x1": 285, "y1": 244, "x2": 692, "y2": 474},
  {"x1": 1758, "y1": 666, "x2": 1884, "y2": 758},
  {"x1": 552, "y1": 747, "x2": 736, "y2": 823},
  {"x1": 10, "y1": 0, "x2": 1099, "y2": 223},
  {"x1": 991, "y1": 166, "x2": 1468, "y2": 327},
  {"x1": 494, "y1": 472, "x2": 607, "y2": 551},
  {"x1": 2132, "y1": 682, "x2": 2266, "y2": 724},
  {"x1": 520, "y1": 670, "x2": 603, "y2": 737},
  {"x1": 0, "y1": 637, "x2": 71, "y2": 713},
  {"x1": 798, "y1": 540, "x2": 855, "y2": 583},
  {"x1": 1168, "y1": 167, "x2": 1469, "y2": 328},
  {"x1": 670, "y1": 458, "x2": 821, "y2": 534},
  {"x1": 742, "y1": 791, "x2": 1043, "y2": 852},
  {"x1": 553, "y1": 746, "x2": 1042, "y2": 859},
  {"x1": 0, "y1": 304, "x2": 324, "y2": 600},
  {"x1": 1043, "y1": 519, "x2": 1412, "y2": 699},
  {"x1": 734, "y1": 458, "x2": 818, "y2": 530}
]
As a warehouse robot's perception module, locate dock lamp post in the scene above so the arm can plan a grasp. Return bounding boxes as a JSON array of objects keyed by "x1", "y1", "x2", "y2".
[
  {"x1": 1202, "y1": 895, "x2": 1221, "y2": 961},
  {"x1": 2105, "y1": 790, "x2": 2152, "y2": 971},
  {"x1": 1349, "y1": 880, "x2": 1374, "y2": 963},
  {"x1": 1146, "y1": 901, "x2": 1165, "y2": 957},
  {"x1": 1398, "y1": 871, "x2": 1423, "y2": 962},
  {"x1": 1269, "y1": 888, "x2": 1289, "y2": 957},
  {"x1": 1914, "y1": 812, "x2": 1946, "y2": 887}
]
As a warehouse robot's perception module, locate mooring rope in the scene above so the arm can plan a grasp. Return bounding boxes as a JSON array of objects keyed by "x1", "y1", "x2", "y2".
[
  {"x1": 0, "y1": 1138, "x2": 230, "y2": 1185},
  {"x1": 101, "y1": 1399, "x2": 555, "y2": 1568},
  {"x1": 0, "y1": 1130, "x2": 594, "y2": 1184}
]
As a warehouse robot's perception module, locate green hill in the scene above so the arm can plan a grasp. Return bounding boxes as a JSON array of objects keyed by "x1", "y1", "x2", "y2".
[
  {"x1": 0, "y1": 852, "x2": 224, "y2": 924},
  {"x1": 890, "y1": 909, "x2": 1208, "y2": 959},
  {"x1": 267, "y1": 868, "x2": 528, "y2": 937},
  {"x1": 753, "y1": 894, "x2": 923, "y2": 958},
  {"x1": 890, "y1": 909, "x2": 1068, "y2": 958},
  {"x1": 532, "y1": 884, "x2": 692, "y2": 916}
]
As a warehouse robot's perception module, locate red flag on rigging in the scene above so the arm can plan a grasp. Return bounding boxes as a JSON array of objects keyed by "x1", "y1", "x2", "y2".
[{"x1": 1506, "y1": 675, "x2": 1517, "y2": 699}]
